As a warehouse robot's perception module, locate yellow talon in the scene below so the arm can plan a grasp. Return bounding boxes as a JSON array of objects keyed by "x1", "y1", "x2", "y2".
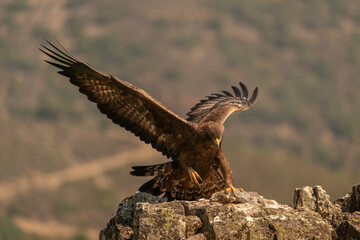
[
  {"x1": 188, "y1": 168, "x2": 203, "y2": 185},
  {"x1": 225, "y1": 187, "x2": 243, "y2": 196},
  {"x1": 191, "y1": 172, "x2": 198, "y2": 184}
]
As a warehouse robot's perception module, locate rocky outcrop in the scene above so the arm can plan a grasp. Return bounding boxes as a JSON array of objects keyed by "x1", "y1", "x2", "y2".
[{"x1": 99, "y1": 184, "x2": 360, "y2": 239}]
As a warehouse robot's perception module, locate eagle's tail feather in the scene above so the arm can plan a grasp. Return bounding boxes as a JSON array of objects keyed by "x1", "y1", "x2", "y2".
[
  {"x1": 130, "y1": 162, "x2": 172, "y2": 176},
  {"x1": 131, "y1": 162, "x2": 173, "y2": 196},
  {"x1": 138, "y1": 178, "x2": 163, "y2": 196},
  {"x1": 137, "y1": 173, "x2": 172, "y2": 197}
]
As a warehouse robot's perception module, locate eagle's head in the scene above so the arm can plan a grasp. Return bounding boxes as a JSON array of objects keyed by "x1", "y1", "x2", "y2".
[{"x1": 202, "y1": 123, "x2": 224, "y2": 149}]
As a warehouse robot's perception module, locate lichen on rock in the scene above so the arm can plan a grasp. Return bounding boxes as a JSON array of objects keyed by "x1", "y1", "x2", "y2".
[{"x1": 100, "y1": 184, "x2": 360, "y2": 239}]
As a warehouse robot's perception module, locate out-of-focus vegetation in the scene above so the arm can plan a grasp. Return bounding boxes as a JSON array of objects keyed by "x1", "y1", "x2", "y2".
[{"x1": 0, "y1": 0, "x2": 359, "y2": 239}]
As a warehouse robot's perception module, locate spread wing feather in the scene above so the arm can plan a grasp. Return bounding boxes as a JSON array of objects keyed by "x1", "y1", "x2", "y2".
[
  {"x1": 186, "y1": 82, "x2": 258, "y2": 124},
  {"x1": 40, "y1": 41, "x2": 196, "y2": 159}
]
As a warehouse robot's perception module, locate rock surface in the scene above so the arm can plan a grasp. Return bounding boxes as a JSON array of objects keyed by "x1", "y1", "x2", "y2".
[{"x1": 100, "y1": 184, "x2": 360, "y2": 240}]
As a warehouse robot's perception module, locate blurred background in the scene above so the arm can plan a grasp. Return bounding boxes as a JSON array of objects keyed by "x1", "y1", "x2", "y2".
[{"x1": 0, "y1": 0, "x2": 359, "y2": 239}]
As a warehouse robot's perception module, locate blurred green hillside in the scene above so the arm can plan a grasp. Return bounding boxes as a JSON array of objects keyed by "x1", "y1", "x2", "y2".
[{"x1": 0, "y1": 0, "x2": 359, "y2": 239}]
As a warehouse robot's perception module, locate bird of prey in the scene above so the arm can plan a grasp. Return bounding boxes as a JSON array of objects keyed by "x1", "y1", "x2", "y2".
[{"x1": 40, "y1": 41, "x2": 258, "y2": 200}]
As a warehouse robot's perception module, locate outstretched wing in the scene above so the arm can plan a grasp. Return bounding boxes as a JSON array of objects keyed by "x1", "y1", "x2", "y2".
[
  {"x1": 186, "y1": 82, "x2": 258, "y2": 124},
  {"x1": 40, "y1": 41, "x2": 196, "y2": 159}
]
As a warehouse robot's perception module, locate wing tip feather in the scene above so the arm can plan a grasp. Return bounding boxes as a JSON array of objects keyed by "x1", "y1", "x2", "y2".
[{"x1": 186, "y1": 82, "x2": 259, "y2": 123}]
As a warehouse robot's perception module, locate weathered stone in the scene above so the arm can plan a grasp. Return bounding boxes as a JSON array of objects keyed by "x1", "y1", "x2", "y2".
[
  {"x1": 99, "y1": 185, "x2": 360, "y2": 240},
  {"x1": 99, "y1": 219, "x2": 133, "y2": 240},
  {"x1": 336, "y1": 212, "x2": 360, "y2": 240},
  {"x1": 313, "y1": 186, "x2": 333, "y2": 215},
  {"x1": 293, "y1": 186, "x2": 318, "y2": 210},
  {"x1": 186, "y1": 233, "x2": 206, "y2": 240},
  {"x1": 185, "y1": 215, "x2": 202, "y2": 237},
  {"x1": 99, "y1": 217, "x2": 121, "y2": 240},
  {"x1": 210, "y1": 189, "x2": 251, "y2": 203},
  {"x1": 116, "y1": 224, "x2": 133, "y2": 240},
  {"x1": 334, "y1": 193, "x2": 352, "y2": 212},
  {"x1": 116, "y1": 192, "x2": 167, "y2": 227},
  {"x1": 348, "y1": 183, "x2": 360, "y2": 212},
  {"x1": 133, "y1": 200, "x2": 186, "y2": 240},
  {"x1": 100, "y1": 192, "x2": 167, "y2": 239},
  {"x1": 196, "y1": 202, "x2": 274, "y2": 239},
  {"x1": 182, "y1": 198, "x2": 211, "y2": 216},
  {"x1": 334, "y1": 183, "x2": 360, "y2": 213},
  {"x1": 183, "y1": 191, "x2": 332, "y2": 239},
  {"x1": 293, "y1": 185, "x2": 339, "y2": 223},
  {"x1": 202, "y1": 199, "x2": 331, "y2": 239}
]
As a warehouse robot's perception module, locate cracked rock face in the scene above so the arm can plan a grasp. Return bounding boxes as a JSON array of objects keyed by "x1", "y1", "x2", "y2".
[
  {"x1": 100, "y1": 184, "x2": 360, "y2": 239},
  {"x1": 134, "y1": 201, "x2": 186, "y2": 239},
  {"x1": 293, "y1": 185, "x2": 338, "y2": 223}
]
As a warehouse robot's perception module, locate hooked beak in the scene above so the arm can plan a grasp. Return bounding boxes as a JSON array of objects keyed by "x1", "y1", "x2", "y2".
[{"x1": 214, "y1": 137, "x2": 222, "y2": 149}]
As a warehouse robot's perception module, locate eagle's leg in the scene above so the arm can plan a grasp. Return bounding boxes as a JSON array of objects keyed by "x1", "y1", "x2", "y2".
[
  {"x1": 216, "y1": 150, "x2": 243, "y2": 196},
  {"x1": 188, "y1": 167, "x2": 203, "y2": 185}
]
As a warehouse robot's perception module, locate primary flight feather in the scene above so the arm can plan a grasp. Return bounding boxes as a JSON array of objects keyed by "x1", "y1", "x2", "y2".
[{"x1": 40, "y1": 41, "x2": 258, "y2": 200}]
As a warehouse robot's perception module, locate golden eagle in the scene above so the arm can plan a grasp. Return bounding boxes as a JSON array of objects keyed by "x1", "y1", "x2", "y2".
[{"x1": 40, "y1": 41, "x2": 258, "y2": 200}]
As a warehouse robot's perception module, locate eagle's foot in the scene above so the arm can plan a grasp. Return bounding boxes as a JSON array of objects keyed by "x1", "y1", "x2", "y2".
[
  {"x1": 225, "y1": 186, "x2": 243, "y2": 196},
  {"x1": 211, "y1": 187, "x2": 250, "y2": 203},
  {"x1": 188, "y1": 167, "x2": 203, "y2": 185}
]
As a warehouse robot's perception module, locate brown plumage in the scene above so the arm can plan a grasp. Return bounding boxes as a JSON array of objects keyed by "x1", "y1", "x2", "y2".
[{"x1": 40, "y1": 41, "x2": 258, "y2": 200}]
